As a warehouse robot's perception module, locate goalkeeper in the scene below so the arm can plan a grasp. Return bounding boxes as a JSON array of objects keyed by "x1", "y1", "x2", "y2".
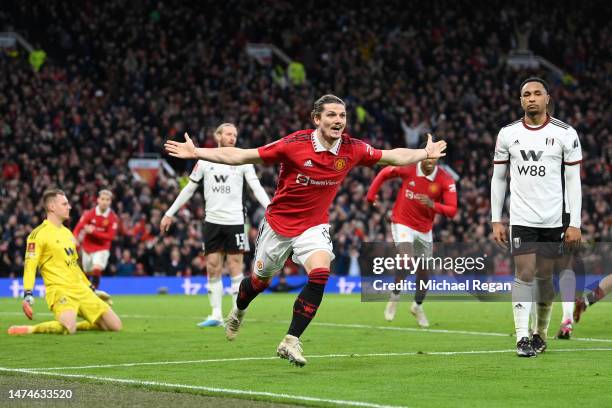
[{"x1": 8, "y1": 188, "x2": 122, "y2": 336}]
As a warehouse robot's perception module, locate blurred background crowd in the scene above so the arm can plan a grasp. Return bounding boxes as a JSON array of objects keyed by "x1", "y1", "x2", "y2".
[{"x1": 1, "y1": 0, "x2": 610, "y2": 277}]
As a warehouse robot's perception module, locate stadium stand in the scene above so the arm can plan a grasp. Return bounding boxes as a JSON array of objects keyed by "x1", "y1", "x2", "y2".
[{"x1": 0, "y1": 0, "x2": 609, "y2": 277}]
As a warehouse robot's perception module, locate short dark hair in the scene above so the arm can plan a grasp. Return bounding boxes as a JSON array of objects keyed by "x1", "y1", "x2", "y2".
[
  {"x1": 41, "y1": 188, "x2": 66, "y2": 211},
  {"x1": 311, "y1": 94, "x2": 345, "y2": 119},
  {"x1": 520, "y1": 76, "x2": 550, "y2": 95}
]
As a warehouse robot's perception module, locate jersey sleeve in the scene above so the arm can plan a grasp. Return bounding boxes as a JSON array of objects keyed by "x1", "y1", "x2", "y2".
[
  {"x1": 493, "y1": 128, "x2": 509, "y2": 164},
  {"x1": 23, "y1": 230, "x2": 45, "y2": 291},
  {"x1": 356, "y1": 140, "x2": 383, "y2": 167},
  {"x1": 189, "y1": 160, "x2": 206, "y2": 183},
  {"x1": 562, "y1": 127, "x2": 582, "y2": 165},
  {"x1": 73, "y1": 210, "x2": 92, "y2": 241},
  {"x1": 366, "y1": 166, "x2": 400, "y2": 202},
  {"x1": 257, "y1": 139, "x2": 286, "y2": 165},
  {"x1": 433, "y1": 176, "x2": 458, "y2": 218}
]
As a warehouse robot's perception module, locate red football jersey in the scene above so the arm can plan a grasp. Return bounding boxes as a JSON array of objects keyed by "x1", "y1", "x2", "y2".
[
  {"x1": 367, "y1": 164, "x2": 457, "y2": 233},
  {"x1": 258, "y1": 129, "x2": 382, "y2": 237},
  {"x1": 73, "y1": 207, "x2": 119, "y2": 252}
]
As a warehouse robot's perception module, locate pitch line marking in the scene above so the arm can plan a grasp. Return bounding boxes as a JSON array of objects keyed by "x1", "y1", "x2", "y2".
[
  {"x1": 0, "y1": 367, "x2": 405, "y2": 408},
  {"x1": 17, "y1": 348, "x2": 612, "y2": 371},
  {"x1": 3, "y1": 311, "x2": 611, "y2": 343}
]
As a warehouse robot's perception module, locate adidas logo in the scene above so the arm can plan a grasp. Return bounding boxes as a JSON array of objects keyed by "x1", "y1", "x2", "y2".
[
  {"x1": 304, "y1": 160, "x2": 313, "y2": 168},
  {"x1": 409, "y1": 181, "x2": 416, "y2": 186},
  {"x1": 514, "y1": 303, "x2": 524, "y2": 310},
  {"x1": 513, "y1": 140, "x2": 520, "y2": 145}
]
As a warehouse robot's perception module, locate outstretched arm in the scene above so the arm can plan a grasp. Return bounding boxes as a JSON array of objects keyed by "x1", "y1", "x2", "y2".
[
  {"x1": 378, "y1": 134, "x2": 446, "y2": 166},
  {"x1": 366, "y1": 166, "x2": 399, "y2": 203},
  {"x1": 165, "y1": 133, "x2": 263, "y2": 165}
]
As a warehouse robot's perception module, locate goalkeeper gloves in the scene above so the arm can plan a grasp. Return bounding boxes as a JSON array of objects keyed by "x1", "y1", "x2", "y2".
[{"x1": 22, "y1": 290, "x2": 34, "y2": 320}]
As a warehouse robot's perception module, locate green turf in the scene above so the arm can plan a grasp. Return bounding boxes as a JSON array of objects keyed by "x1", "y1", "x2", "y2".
[{"x1": 1, "y1": 294, "x2": 611, "y2": 407}]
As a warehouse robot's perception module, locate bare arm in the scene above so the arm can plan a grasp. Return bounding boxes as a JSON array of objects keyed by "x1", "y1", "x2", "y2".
[
  {"x1": 165, "y1": 133, "x2": 263, "y2": 165},
  {"x1": 378, "y1": 133, "x2": 446, "y2": 166}
]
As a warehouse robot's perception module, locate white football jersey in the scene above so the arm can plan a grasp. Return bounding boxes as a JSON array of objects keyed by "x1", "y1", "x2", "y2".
[
  {"x1": 493, "y1": 116, "x2": 582, "y2": 228},
  {"x1": 189, "y1": 160, "x2": 258, "y2": 225}
]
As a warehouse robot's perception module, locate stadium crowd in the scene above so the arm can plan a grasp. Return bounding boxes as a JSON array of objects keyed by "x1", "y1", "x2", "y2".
[{"x1": 1, "y1": 0, "x2": 610, "y2": 278}]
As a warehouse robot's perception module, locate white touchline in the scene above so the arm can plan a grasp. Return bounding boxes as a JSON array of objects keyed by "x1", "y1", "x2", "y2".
[
  {"x1": 0, "y1": 367, "x2": 405, "y2": 408},
  {"x1": 2, "y1": 311, "x2": 611, "y2": 343},
  {"x1": 299, "y1": 320, "x2": 612, "y2": 344},
  {"x1": 3, "y1": 310, "x2": 611, "y2": 342},
  {"x1": 17, "y1": 348, "x2": 612, "y2": 371}
]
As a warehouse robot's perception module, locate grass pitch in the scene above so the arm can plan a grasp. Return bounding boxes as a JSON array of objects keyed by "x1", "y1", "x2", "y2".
[{"x1": 1, "y1": 294, "x2": 611, "y2": 407}]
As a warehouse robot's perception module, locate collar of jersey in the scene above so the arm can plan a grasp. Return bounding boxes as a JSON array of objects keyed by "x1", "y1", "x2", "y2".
[
  {"x1": 522, "y1": 114, "x2": 550, "y2": 131},
  {"x1": 417, "y1": 162, "x2": 438, "y2": 181},
  {"x1": 312, "y1": 129, "x2": 342, "y2": 155},
  {"x1": 95, "y1": 206, "x2": 111, "y2": 217}
]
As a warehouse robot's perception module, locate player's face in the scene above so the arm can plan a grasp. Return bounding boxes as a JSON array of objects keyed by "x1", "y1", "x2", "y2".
[
  {"x1": 51, "y1": 194, "x2": 71, "y2": 221},
  {"x1": 315, "y1": 103, "x2": 346, "y2": 139},
  {"x1": 520, "y1": 82, "x2": 549, "y2": 115},
  {"x1": 97, "y1": 194, "x2": 112, "y2": 211},
  {"x1": 216, "y1": 126, "x2": 238, "y2": 147},
  {"x1": 421, "y1": 158, "x2": 438, "y2": 174}
]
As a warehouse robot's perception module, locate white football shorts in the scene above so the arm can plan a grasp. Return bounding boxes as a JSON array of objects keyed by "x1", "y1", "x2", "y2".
[{"x1": 252, "y1": 218, "x2": 334, "y2": 278}]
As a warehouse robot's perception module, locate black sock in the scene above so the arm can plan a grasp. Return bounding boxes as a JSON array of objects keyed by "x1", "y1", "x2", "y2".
[
  {"x1": 288, "y1": 268, "x2": 329, "y2": 338},
  {"x1": 236, "y1": 274, "x2": 269, "y2": 310},
  {"x1": 91, "y1": 275, "x2": 100, "y2": 289},
  {"x1": 415, "y1": 272, "x2": 428, "y2": 304},
  {"x1": 587, "y1": 287, "x2": 605, "y2": 306}
]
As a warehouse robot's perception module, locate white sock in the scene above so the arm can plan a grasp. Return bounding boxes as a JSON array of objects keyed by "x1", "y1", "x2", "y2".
[
  {"x1": 230, "y1": 275, "x2": 243, "y2": 306},
  {"x1": 207, "y1": 277, "x2": 224, "y2": 320},
  {"x1": 559, "y1": 269, "x2": 576, "y2": 323},
  {"x1": 512, "y1": 278, "x2": 533, "y2": 341}
]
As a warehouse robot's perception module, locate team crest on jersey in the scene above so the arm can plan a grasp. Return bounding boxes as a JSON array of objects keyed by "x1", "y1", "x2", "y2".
[
  {"x1": 513, "y1": 237, "x2": 521, "y2": 249},
  {"x1": 334, "y1": 158, "x2": 347, "y2": 171},
  {"x1": 429, "y1": 184, "x2": 439, "y2": 194},
  {"x1": 256, "y1": 260, "x2": 264, "y2": 271},
  {"x1": 409, "y1": 181, "x2": 415, "y2": 187},
  {"x1": 103, "y1": 219, "x2": 109, "y2": 226}
]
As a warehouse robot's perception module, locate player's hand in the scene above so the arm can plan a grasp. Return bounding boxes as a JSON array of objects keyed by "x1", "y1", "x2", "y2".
[
  {"x1": 164, "y1": 132, "x2": 197, "y2": 159},
  {"x1": 367, "y1": 197, "x2": 378, "y2": 207},
  {"x1": 415, "y1": 194, "x2": 434, "y2": 208},
  {"x1": 160, "y1": 215, "x2": 173, "y2": 233},
  {"x1": 564, "y1": 226, "x2": 581, "y2": 249},
  {"x1": 94, "y1": 289, "x2": 113, "y2": 306},
  {"x1": 424, "y1": 133, "x2": 447, "y2": 159},
  {"x1": 492, "y1": 222, "x2": 508, "y2": 249},
  {"x1": 22, "y1": 290, "x2": 34, "y2": 320}
]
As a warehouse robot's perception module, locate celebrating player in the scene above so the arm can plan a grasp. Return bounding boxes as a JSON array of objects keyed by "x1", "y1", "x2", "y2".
[
  {"x1": 73, "y1": 189, "x2": 118, "y2": 289},
  {"x1": 490, "y1": 77, "x2": 582, "y2": 357},
  {"x1": 8, "y1": 189, "x2": 122, "y2": 336},
  {"x1": 367, "y1": 138, "x2": 457, "y2": 327},
  {"x1": 161, "y1": 123, "x2": 270, "y2": 327},
  {"x1": 165, "y1": 94, "x2": 447, "y2": 366}
]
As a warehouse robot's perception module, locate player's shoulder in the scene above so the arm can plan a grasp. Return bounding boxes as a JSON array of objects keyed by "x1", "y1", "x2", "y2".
[
  {"x1": 437, "y1": 166, "x2": 455, "y2": 182},
  {"x1": 549, "y1": 116, "x2": 571, "y2": 130},
  {"x1": 28, "y1": 221, "x2": 50, "y2": 240},
  {"x1": 282, "y1": 129, "x2": 314, "y2": 144},
  {"x1": 501, "y1": 118, "x2": 522, "y2": 130}
]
